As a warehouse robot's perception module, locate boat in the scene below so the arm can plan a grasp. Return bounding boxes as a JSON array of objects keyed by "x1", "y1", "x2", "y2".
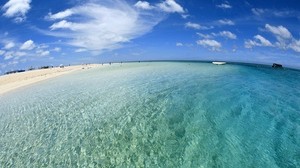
[
  {"x1": 272, "y1": 63, "x2": 283, "y2": 69},
  {"x1": 212, "y1": 61, "x2": 226, "y2": 65}
]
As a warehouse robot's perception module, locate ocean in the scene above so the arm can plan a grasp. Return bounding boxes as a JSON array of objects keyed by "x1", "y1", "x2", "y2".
[{"x1": 0, "y1": 62, "x2": 299, "y2": 167}]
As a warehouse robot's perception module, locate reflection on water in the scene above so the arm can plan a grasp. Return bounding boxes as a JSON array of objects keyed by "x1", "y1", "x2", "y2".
[{"x1": 0, "y1": 62, "x2": 300, "y2": 167}]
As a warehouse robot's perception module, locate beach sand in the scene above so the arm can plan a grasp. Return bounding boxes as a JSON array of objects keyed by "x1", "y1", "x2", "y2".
[{"x1": 0, "y1": 64, "x2": 100, "y2": 95}]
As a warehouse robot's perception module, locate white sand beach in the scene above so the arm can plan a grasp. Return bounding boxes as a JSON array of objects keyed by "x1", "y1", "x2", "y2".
[{"x1": 0, "y1": 64, "x2": 100, "y2": 95}]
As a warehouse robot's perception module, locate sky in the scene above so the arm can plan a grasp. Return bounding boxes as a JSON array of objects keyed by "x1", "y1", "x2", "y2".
[{"x1": 0, "y1": 0, "x2": 300, "y2": 73}]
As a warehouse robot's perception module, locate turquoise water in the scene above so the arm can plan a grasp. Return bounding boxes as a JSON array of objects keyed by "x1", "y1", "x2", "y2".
[{"x1": 0, "y1": 62, "x2": 300, "y2": 167}]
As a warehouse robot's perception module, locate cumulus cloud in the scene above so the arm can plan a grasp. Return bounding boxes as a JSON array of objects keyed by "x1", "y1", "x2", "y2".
[
  {"x1": 15, "y1": 51, "x2": 26, "y2": 57},
  {"x1": 36, "y1": 44, "x2": 49, "y2": 49},
  {"x1": 3, "y1": 51, "x2": 26, "y2": 60},
  {"x1": 50, "y1": 20, "x2": 73, "y2": 30},
  {"x1": 46, "y1": 9, "x2": 73, "y2": 20},
  {"x1": 134, "y1": 0, "x2": 185, "y2": 13},
  {"x1": 265, "y1": 24, "x2": 292, "y2": 39},
  {"x1": 3, "y1": 51, "x2": 14, "y2": 60},
  {"x1": 7, "y1": 60, "x2": 19, "y2": 65},
  {"x1": 245, "y1": 35, "x2": 273, "y2": 48},
  {"x1": 181, "y1": 14, "x2": 189, "y2": 19},
  {"x1": 45, "y1": 0, "x2": 164, "y2": 53},
  {"x1": 197, "y1": 33, "x2": 213, "y2": 39},
  {"x1": 185, "y1": 22, "x2": 201, "y2": 30},
  {"x1": 41, "y1": 51, "x2": 50, "y2": 56},
  {"x1": 251, "y1": 8, "x2": 265, "y2": 16},
  {"x1": 252, "y1": 8, "x2": 300, "y2": 18},
  {"x1": 197, "y1": 31, "x2": 236, "y2": 40},
  {"x1": 289, "y1": 40, "x2": 300, "y2": 52},
  {"x1": 0, "y1": 36, "x2": 56, "y2": 69},
  {"x1": 197, "y1": 39, "x2": 222, "y2": 51},
  {"x1": 20, "y1": 40, "x2": 35, "y2": 50},
  {"x1": 134, "y1": 1, "x2": 154, "y2": 10},
  {"x1": 2, "y1": 0, "x2": 31, "y2": 22},
  {"x1": 216, "y1": 3, "x2": 232, "y2": 9},
  {"x1": 157, "y1": 0, "x2": 185, "y2": 13},
  {"x1": 0, "y1": 50, "x2": 5, "y2": 55},
  {"x1": 53, "y1": 47, "x2": 61, "y2": 52},
  {"x1": 218, "y1": 19, "x2": 235, "y2": 25},
  {"x1": 36, "y1": 49, "x2": 50, "y2": 56},
  {"x1": 4, "y1": 41, "x2": 15, "y2": 49},
  {"x1": 254, "y1": 35, "x2": 273, "y2": 46},
  {"x1": 264, "y1": 24, "x2": 295, "y2": 50},
  {"x1": 185, "y1": 22, "x2": 212, "y2": 30},
  {"x1": 219, "y1": 31, "x2": 237, "y2": 39}
]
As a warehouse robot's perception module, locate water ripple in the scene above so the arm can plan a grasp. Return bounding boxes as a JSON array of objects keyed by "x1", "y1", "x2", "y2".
[{"x1": 0, "y1": 62, "x2": 299, "y2": 167}]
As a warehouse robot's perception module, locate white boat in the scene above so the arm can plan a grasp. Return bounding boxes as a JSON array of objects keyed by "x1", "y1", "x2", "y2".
[{"x1": 212, "y1": 61, "x2": 226, "y2": 65}]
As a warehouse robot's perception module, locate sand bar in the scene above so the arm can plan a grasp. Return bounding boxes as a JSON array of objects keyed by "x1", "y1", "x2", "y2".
[{"x1": 0, "y1": 64, "x2": 100, "y2": 95}]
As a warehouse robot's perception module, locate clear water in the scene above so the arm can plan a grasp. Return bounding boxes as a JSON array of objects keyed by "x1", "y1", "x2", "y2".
[{"x1": 0, "y1": 62, "x2": 300, "y2": 167}]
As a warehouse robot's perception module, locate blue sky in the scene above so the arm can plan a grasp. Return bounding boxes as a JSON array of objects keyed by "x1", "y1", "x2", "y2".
[{"x1": 0, "y1": 0, "x2": 300, "y2": 73}]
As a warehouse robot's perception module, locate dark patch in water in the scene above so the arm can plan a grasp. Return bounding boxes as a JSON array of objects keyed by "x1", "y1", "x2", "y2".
[
  {"x1": 175, "y1": 127, "x2": 186, "y2": 138},
  {"x1": 75, "y1": 146, "x2": 81, "y2": 155}
]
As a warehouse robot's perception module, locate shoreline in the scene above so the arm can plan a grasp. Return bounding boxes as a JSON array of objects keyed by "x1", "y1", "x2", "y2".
[
  {"x1": 1, "y1": 60, "x2": 299, "y2": 95},
  {"x1": 0, "y1": 64, "x2": 101, "y2": 95}
]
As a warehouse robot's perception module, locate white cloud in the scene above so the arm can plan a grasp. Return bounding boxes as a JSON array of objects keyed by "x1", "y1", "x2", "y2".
[
  {"x1": 185, "y1": 22, "x2": 212, "y2": 30},
  {"x1": 15, "y1": 51, "x2": 26, "y2": 57},
  {"x1": 176, "y1": 42, "x2": 183, "y2": 46},
  {"x1": 133, "y1": 0, "x2": 185, "y2": 13},
  {"x1": 20, "y1": 40, "x2": 35, "y2": 50},
  {"x1": 197, "y1": 31, "x2": 236, "y2": 39},
  {"x1": 45, "y1": 0, "x2": 163, "y2": 52},
  {"x1": 289, "y1": 40, "x2": 300, "y2": 52},
  {"x1": 134, "y1": 1, "x2": 154, "y2": 10},
  {"x1": 244, "y1": 39, "x2": 257, "y2": 48},
  {"x1": 4, "y1": 41, "x2": 15, "y2": 49},
  {"x1": 218, "y1": 19, "x2": 235, "y2": 25},
  {"x1": 53, "y1": 47, "x2": 61, "y2": 52},
  {"x1": 3, "y1": 51, "x2": 26, "y2": 60},
  {"x1": 2, "y1": 0, "x2": 31, "y2": 22},
  {"x1": 185, "y1": 22, "x2": 201, "y2": 30},
  {"x1": 36, "y1": 49, "x2": 50, "y2": 56},
  {"x1": 8, "y1": 60, "x2": 19, "y2": 65},
  {"x1": 0, "y1": 50, "x2": 5, "y2": 55},
  {"x1": 197, "y1": 33, "x2": 213, "y2": 39},
  {"x1": 254, "y1": 35, "x2": 273, "y2": 46},
  {"x1": 0, "y1": 37, "x2": 56, "y2": 66},
  {"x1": 46, "y1": 9, "x2": 73, "y2": 20},
  {"x1": 251, "y1": 8, "x2": 265, "y2": 16},
  {"x1": 246, "y1": 25, "x2": 300, "y2": 53},
  {"x1": 41, "y1": 51, "x2": 50, "y2": 56},
  {"x1": 265, "y1": 24, "x2": 293, "y2": 50},
  {"x1": 37, "y1": 44, "x2": 49, "y2": 49},
  {"x1": 216, "y1": 3, "x2": 232, "y2": 9},
  {"x1": 245, "y1": 35, "x2": 273, "y2": 48},
  {"x1": 75, "y1": 48, "x2": 87, "y2": 53},
  {"x1": 197, "y1": 39, "x2": 221, "y2": 51},
  {"x1": 181, "y1": 14, "x2": 189, "y2": 19},
  {"x1": 4, "y1": 51, "x2": 13, "y2": 60},
  {"x1": 50, "y1": 20, "x2": 73, "y2": 30},
  {"x1": 252, "y1": 8, "x2": 300, "y2": 18},
  {"x1": 219, "y1": 31, "x2": 237, "y2": 39},
  {"x1": 13, "y1": 17, "x2": 25, "y2": 23},
  {"x1": 157, "y1": 0, "x2": 185, "y2": 13},
  {"x1": 265, "y1": 24, "x2": 292, "y2": 39}
]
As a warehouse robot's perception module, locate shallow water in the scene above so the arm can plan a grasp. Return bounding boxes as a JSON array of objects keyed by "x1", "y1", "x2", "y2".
[{"x1": 0, "y1": 62, "x2": 300, "y2": 167}]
